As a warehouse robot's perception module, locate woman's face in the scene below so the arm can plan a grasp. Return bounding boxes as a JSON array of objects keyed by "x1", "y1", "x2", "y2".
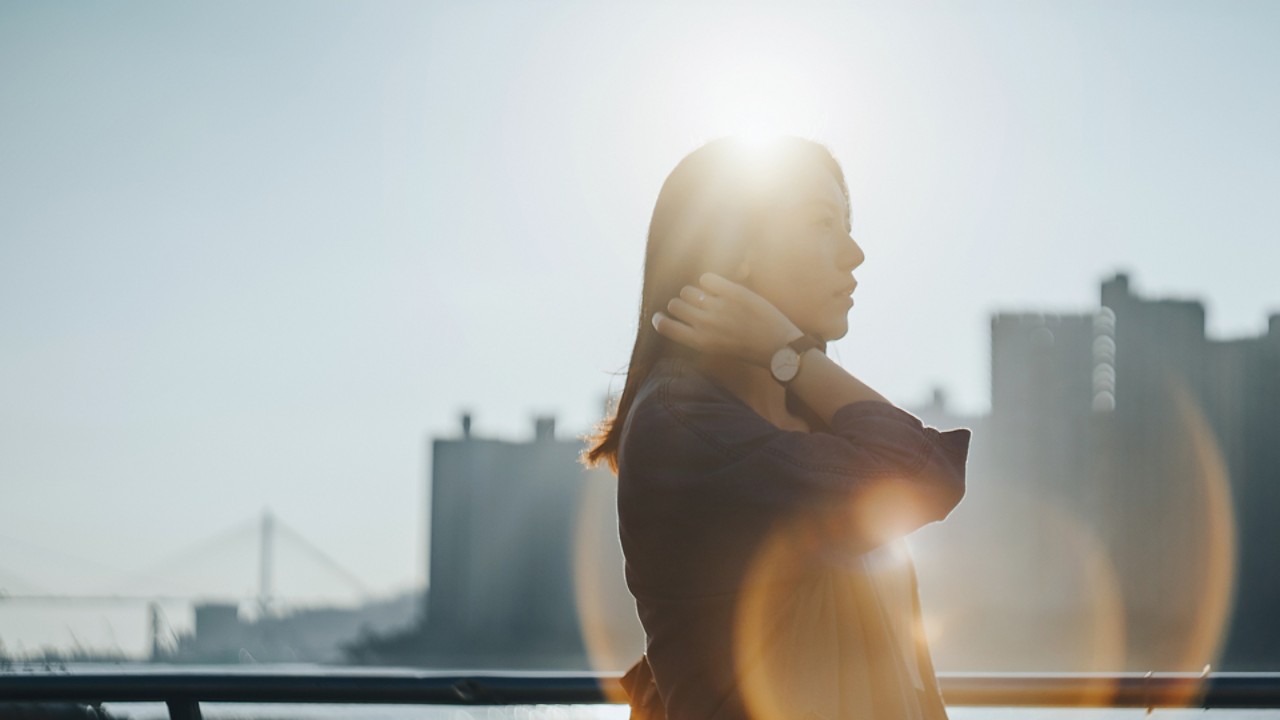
[{"x1": 744, "y1": 165, "x2": 865, "y2": 341}]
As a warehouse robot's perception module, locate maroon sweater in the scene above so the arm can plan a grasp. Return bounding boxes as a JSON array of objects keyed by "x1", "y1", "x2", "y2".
[{"x1": 616, "y1": 357, "x2": 971, "y2": 720}]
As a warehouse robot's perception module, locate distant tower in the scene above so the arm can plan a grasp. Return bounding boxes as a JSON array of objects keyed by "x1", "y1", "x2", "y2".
[
  {"x1": 259, "y1": 509, "x2": 275, "y2": 618},
  {"x1": 148, "y1": 602, "x2": 165, "y2": 661},
  {"x1": 534, "y1": 415, "x2": 556, "y2": 441}
]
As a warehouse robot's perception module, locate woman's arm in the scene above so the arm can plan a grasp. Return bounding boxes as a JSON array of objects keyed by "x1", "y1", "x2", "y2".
[
  {"x1": 787, "y1": 349, "x2": 889, "y2": 425},
  {"x1": 644, "y1": 271, "x2": 969, "y2": 558},
  {"x1": 653, "y1": 272, "x2": 891, "y2": 425},
  {"x1": 618, "y1": 364, "x2": 969, "y2": 578}
]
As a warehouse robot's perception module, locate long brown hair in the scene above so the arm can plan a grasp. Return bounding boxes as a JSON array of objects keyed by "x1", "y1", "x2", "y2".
[{"x1": 583, "y1": 136, "x2": 850, "y2": 472}]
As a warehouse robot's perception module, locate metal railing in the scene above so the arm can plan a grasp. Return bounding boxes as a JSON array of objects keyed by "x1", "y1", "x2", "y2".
[{"x1": 2, "y1": 671, "x2": 1279, "y2": 720}]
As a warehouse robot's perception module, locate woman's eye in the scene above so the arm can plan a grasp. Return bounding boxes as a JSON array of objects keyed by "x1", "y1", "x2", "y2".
[{"x1": 811, "y1": 216, "x2": 835, "y2": 229}]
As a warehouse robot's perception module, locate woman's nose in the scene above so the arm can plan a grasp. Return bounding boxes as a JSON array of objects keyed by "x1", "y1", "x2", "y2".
[{"x1": 838, "y1": 233, "x2": 865, "y2": 271}]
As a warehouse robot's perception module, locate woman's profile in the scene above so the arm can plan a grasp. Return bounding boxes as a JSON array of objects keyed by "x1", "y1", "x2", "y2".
[{"x1": 585, "y1": 135, "x2": 972, "y2": 720}]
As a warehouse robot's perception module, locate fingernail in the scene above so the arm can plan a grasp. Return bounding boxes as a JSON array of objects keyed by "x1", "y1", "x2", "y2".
[{"x1": 651, "y1": 312, "x2": 663, "y2": 330}]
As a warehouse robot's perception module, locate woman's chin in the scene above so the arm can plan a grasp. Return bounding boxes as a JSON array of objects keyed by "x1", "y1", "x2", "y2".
[{"x1": 820, "y1": 318, "x2": 849, "y2": 341}]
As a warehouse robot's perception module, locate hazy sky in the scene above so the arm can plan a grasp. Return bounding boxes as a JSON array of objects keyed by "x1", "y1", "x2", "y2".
[{"x1": 2, "y1": 0, "x2": 1278, "y2": 643}]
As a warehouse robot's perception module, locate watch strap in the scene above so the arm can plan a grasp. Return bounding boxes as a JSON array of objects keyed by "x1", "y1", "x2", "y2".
[{"x1": 787, "y1": 333, "x2": 824, "y2": 357}]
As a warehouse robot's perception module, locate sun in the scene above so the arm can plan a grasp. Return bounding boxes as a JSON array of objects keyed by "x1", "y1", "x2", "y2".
[{"x1": 653, "y1": 12, "x2": 843, "y2": 144}]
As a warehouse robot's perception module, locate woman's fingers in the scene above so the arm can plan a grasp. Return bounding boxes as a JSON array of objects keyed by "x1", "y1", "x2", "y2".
[
  {"x1": 666, "y1": 296, "x2": 707, "y2": 325},
  {"x1": 651, "y1": 311, "x2": 701, "y2": 350},
  {"x1": 698, "y1": 272, "x2": 747, "y2": 300},
  {"x1": 678, "y1": 284, "x2": 709, "y2": 307},
  {"x1": 658, "y1": 276, "x2": 789, "y2": 361}
]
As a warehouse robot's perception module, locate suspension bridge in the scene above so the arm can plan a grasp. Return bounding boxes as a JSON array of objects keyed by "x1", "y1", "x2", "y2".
[{"x1": 0, "y1": 510, "x2": 373, "y2": 658}]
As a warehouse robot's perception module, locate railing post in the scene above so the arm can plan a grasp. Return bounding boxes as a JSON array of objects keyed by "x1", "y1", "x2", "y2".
[{"x1": 166, "y1": 699, "x2": 202, "y2": 720}]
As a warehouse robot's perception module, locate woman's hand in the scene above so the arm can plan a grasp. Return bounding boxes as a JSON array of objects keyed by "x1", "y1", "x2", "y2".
[{"x1": 652, "y1": 272, "x2": 805, "y2": 367}]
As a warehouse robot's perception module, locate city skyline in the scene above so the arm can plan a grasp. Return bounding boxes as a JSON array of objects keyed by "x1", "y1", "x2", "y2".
[{"x1": 3, "y1": 270, "x2": 1277, "y2": 662}]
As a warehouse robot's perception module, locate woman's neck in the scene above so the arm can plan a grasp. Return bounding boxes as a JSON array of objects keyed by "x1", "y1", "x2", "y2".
[{"x1": 696, "y1": 354, "x2": 806, "y2": 431}]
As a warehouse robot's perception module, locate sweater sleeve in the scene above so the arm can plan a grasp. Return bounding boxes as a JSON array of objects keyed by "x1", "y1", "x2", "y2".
[{"x1": 619, "y1": 366, "x2": 971, "y2": 559}]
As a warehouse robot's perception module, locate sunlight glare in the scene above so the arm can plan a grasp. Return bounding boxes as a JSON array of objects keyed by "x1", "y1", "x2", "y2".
[{"x1": 663, "y1": 11, "x2": 844, "y2": 144}]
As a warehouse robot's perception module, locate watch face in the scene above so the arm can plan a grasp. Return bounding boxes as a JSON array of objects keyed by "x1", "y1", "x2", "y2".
[{"x1": 771, "y1": 347, "x2": 800, "y2": 383}]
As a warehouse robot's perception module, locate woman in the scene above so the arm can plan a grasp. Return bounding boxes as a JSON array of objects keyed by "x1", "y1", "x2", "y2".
[{"x1": 585, "y1": 136, "x2": 971, "y2": 720}]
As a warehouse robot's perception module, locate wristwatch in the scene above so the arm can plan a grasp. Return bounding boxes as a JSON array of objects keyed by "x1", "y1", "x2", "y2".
[{"x1": 769, "y1": 334, "x2": 824, "y2": 385}]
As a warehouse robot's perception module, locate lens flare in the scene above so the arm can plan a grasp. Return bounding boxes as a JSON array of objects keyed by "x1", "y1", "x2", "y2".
[
  {"x1": 1166, "y1": 375, "x2": 1237, "y2": 682},
  {"x1": 732, "y1": 514, "x2": 927, "y2": 720},
  {"x1": 1029, "y1": 499, "x2": 1128, "y2": 705},
  {"x1": 571, "y1": 465, "x2": 644, "y2": 702}
]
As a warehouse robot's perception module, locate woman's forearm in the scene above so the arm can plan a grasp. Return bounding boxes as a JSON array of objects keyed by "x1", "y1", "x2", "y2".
[
  {"x1": 788, "y1": 349, "x2": 891, "y2": 425},
  {"x1": 653, "y1": 272, "x2": 897, "y2": 422}
]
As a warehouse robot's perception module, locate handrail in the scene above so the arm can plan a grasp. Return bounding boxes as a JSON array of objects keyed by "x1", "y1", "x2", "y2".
[{"x1": 2, "y1": 671, "x2": 1280, "y2": 720}]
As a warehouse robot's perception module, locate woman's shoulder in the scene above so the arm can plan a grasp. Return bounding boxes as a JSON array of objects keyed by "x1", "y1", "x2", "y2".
[
  {"x1": 619, "y1": 357, "x2": 776, "y2": 472},
  {"x1": 628, "y1": 357, "x2": 750, "y2": 430}
]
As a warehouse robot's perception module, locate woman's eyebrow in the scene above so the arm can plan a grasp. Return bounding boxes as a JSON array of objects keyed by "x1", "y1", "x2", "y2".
[{"x1": 791, "y1": 198, "x2": 853, "y2": 228}]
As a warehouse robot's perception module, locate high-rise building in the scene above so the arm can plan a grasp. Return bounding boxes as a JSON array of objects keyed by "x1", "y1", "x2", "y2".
[
  {"x1": 420, "y1": 414, "x2": 642, "y2": 669},
  {"x1": 974, "y1": 273, "x2": 1279, "y2": 669},
  {"x1": 917, "y1": 272, "x2": 1278, "y2": 671}
]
